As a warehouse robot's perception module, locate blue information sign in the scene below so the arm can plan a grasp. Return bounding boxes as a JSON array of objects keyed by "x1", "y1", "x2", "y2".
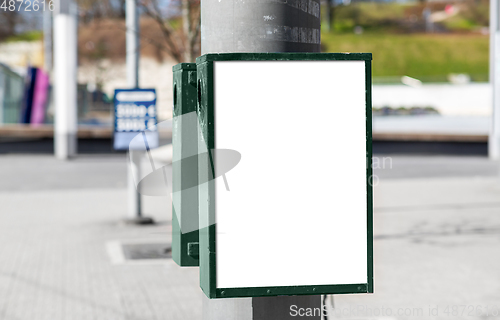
[{"x1": 113, "y1": 88, "x2": 159, "y2": 150}]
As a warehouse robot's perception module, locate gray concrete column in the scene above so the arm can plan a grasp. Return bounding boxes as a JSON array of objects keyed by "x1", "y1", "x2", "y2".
[
  {"x1": 201, "y1": 0, "x2": 322, "y2": 318},
  {"x1": 54, "y1": 0, "x2": 77, "y2": 160}
]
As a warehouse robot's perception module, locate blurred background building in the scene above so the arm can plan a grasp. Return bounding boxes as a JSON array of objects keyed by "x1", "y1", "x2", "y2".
[{"x1": 0, "y1": 0, "x2": 491, "y2": 153}]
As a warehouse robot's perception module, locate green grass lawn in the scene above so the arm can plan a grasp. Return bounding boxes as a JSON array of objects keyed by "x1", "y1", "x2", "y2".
[
  {"x1": 4, "y1": 31, "x2": 43, "y2": 43},
  {"x1": 321, "y1": 33, "x2": 489, "y2": 82}
]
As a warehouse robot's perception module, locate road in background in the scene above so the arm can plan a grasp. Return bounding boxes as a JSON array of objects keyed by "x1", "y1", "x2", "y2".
[{"x1": 374, "y1": 155, "x2": 499, "y2": 179}]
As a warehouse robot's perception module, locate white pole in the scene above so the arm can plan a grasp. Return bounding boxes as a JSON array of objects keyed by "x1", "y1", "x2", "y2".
[
  {"x1": 489, "y1": 0, "x2": 500, "y2": 159},
  {"x1": 126, "y1": 0, "x2": 142, "y2": 220},
  {"x1": 0, "y1": 71, "x2": 4, "y2": 125},
  {"x1": 126, "y1": 0, "x2": 139, "y2": 88},
  {"x1": 54, "y1": 0, "x2": 77, "y2": 160},
  {"x1": 128, "y1": 150, "x2": 142, "y2": 218},
  {"x1": 43, "y1": 8, "x2": 52, "y2": 72}
]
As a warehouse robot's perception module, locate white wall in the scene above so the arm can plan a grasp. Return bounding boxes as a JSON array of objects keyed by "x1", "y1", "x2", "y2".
[{"x1": 373, "y1": 83, "x2": 491, "y2": 116}]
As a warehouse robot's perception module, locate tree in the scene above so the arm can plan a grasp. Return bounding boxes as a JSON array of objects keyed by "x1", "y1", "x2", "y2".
[
  {"x1": 77, "y1": 0, "x2": 129, "y2": 22},
  {"x1": 139, "y1": 0, "x2": 201, "y2": 63},
  {"x1": 0, "y1": 11, "x2": 21, "y2": 41}
]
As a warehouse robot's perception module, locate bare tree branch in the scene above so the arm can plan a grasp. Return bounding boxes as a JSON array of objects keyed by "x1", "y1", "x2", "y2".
[
  {"x1": 140, "y1": 0, "x2": 184, "y2": 62},
  {"x1": 139, "y1": 0, "x2": 200, "y2": 63},
  {"x1": 190, "y1": 5, "x2": 201, "y2": 60}
]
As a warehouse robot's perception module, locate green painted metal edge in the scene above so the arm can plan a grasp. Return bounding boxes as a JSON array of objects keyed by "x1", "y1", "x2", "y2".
[
  {"x1": 198, "y1": 60, "x2": 217, "y2": 298},
  {"x1": 365, "y1": 59, "x2": 374, "y2": 294},
  {"x1": 216, "y1": 283, "x2": 369, "y2": 299},
  {"x1": 172, "y1": 62, "x2": 200, "y2": 267},
  {"x1": 196, "y1": 52, "x2": 372, "y2": 63},
  {"x1": 197, "y1": 55, "x2": 374, "y2": 299},
  {"x1": 172, "y1": 62, "x2": 197, "y2": 72}
]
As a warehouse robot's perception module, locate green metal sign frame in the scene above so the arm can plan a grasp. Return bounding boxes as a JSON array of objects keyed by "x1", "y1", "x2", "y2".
[
  {"x1": 172, "y1": 63, "x2": 200, "y2": 267},
  {"x1": 196, "y1": 53, "x2": 373, "y2": 299}
]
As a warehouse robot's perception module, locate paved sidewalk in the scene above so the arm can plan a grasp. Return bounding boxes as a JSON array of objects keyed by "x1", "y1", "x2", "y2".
[
  {"x1": 0, "y1": 155, "x2": 202, "y2": 320},
  {"x1": 333, "y1": 175, "x2": 500, "y2": 320},
  {"x1": 0, "y1": 154, "x2": 499, "y2": 320}
]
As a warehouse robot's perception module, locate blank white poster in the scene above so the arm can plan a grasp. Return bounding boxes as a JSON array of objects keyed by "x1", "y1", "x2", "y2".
[{"x1": 214, "y1": 60, "x2": 368, "y2": 289}]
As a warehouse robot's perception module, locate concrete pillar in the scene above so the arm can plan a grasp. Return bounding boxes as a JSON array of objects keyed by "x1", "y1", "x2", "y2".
[
  {"x1": 54, "y1": 0, "x2": 77, "y2": 160},
  {"x1": 201, "y1": 0, "x2": 322, "y2": 318},
  {"x1": 489, "y1": 0, "x2": 500, "y2": 159}
]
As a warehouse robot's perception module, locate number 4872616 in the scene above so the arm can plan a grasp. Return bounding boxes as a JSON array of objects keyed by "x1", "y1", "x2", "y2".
[{"x1": 0, "y1": 0, "x2": 54, "y2": 11}]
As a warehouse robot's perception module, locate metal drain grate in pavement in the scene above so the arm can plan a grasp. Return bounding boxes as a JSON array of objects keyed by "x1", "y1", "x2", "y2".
[
  {"x1": 106, "y1": 241, "x2": 173, "y2": 265},
  {"x1": 121, "y1": 243, "x2": 172, "y2": 260}
]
